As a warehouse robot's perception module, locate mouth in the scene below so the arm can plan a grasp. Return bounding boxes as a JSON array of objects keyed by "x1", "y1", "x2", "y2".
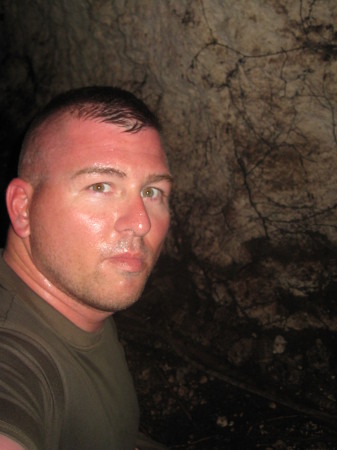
[{"x1": 107, "y1": 253, "x2": 146, "y2": 273}]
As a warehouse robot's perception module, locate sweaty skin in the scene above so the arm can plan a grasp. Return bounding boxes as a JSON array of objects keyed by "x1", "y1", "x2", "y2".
[{"x1": 4, "y1": 117, "x2": 172, "y2": 332}]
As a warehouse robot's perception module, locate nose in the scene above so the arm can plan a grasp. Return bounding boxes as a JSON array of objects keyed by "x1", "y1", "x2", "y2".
[{"x1": 114, "y1": 196, "x2": 151, "y2": 236}]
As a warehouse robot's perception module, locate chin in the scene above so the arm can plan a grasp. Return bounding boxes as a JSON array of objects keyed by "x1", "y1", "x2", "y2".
[
  {"x1": 97, "y1": 285, "x2": 146, "y2": 312},
  {"x1": 99, "y1": 296, "x2": 140, "y2": 313}
]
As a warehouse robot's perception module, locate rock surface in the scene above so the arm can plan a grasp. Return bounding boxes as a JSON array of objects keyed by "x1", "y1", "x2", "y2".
[
  {"x1": 1, "y1": 0, "x2": 336, "y2": 329},
  {"x1": 1, "y1": 1, "x2": 337, "y2": 446}
]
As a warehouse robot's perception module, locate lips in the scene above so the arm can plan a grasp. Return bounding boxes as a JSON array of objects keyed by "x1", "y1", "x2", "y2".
[{"x1": 107, "y1": 253, "x2": 146, "y2": 272}]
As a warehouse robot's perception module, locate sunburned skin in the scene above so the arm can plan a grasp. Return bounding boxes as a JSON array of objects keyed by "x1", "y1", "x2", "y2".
[{"x1": 4, "y1": 116, "x2": 172, "y2": 332}]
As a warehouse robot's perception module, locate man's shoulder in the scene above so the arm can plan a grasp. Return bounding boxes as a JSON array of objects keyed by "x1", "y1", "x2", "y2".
[
  {"x1": 0, "y1": 275, "x2": 40, "y2": 333},
  {"x1": 0, "y1": 325, "x2": 64, "y2": 394},
  {"x1": 0, "y1": 281, "x2": 15, "y2": 319},
  {"x1": 0, "y1": 263, "x2": 64, "y2": 394},
  {"x1": 0, "y1": 252, "x2": 32, "y2": 299},
  {"x1": 0, "y1": 324, "x2": 65, "y2": 449},
  {"x1": 0, "y1": 253, "x2": 30, "y2": 322}
]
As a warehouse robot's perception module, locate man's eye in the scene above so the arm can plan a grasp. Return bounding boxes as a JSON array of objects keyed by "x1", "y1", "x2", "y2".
[
  {"x1": 141, "y1": 187, "x2": 162, "y2": 199},
  {"x1": 89, "y1": 182, "x2": 110, "y2": 193}
]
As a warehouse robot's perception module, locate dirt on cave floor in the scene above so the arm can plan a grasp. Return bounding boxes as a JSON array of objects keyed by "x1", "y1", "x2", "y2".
[{"x1": 114, "y1": 258, "x2": 337, "y2": 450}]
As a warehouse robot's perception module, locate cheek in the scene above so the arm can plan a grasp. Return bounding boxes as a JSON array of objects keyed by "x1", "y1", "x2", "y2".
[
  {"x1": 32, "y1": 208, "x2": 108, "y2": 248},
  {"x1": 75, "y1": 211, "x2": 108, "y2": 235},
  {"x1": 72, "y1": 198, "x2": 119, "y2": 236},
  {"x1": 150, "y1": 214, "x2": 170, "y2": 246}
]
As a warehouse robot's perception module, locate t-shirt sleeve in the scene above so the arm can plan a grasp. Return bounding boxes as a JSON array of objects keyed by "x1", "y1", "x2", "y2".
[{"x1": 0, "y1": 329, "x2": 64, "y2": 450}]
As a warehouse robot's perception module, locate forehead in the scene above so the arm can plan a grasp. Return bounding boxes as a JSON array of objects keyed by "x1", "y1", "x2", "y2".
[{"x1": 39, "y1": 116, "x2": 168, "y2": 175}]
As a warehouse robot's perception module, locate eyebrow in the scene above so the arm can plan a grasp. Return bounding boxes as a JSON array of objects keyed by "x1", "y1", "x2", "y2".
[
  {"x1": 146, "y1": 174, "x2": 173, "y2": 185},
  {"x1": 71, "y1": 166, "x2": 173, "y2": 185},
  {"x1": 71, "y1": 166, "x2": 126, "y2": 179}
]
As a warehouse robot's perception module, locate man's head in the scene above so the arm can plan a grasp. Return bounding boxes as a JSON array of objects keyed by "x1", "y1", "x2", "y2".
[
  {"x1": 18, "y1": 86, "x2": 162, "y2": 187},
  {"x1": 5, "y1": 86, "x2": 172, "y2": 321}
]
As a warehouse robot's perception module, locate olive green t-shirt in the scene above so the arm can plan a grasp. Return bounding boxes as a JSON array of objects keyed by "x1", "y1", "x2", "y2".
[{"x1": 0, "y1": 255, "x2": 139, "y2": 449}]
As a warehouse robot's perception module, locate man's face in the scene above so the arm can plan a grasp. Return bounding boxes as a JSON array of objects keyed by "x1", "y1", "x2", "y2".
[{"x1": 27, "y1": 117, "x2": 172, "y2": 312}]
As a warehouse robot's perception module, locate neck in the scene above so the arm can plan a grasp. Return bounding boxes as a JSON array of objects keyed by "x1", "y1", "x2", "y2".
[{"x1": 4, "y1": 229, "x2": 111, "y2": 333}]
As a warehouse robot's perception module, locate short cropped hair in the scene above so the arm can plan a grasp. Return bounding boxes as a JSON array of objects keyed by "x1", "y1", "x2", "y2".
[{"x1": 18, "y1": 86, "x2": 161, "y2": 179}]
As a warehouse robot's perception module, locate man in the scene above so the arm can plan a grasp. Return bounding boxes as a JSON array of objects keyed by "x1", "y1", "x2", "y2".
[{"x1": 0, "y1": 86, "x2": 172, "y2": 449}]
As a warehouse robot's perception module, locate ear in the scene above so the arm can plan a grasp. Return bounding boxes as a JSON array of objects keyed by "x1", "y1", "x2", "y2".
[{"x1": 6, "y1": 178, "x2": 33, "y2": 238}]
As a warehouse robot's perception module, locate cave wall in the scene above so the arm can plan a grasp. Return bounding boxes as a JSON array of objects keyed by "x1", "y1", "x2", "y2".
[{"x1": 1, "y1": 0, "x2": 337, "y2": 331}]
